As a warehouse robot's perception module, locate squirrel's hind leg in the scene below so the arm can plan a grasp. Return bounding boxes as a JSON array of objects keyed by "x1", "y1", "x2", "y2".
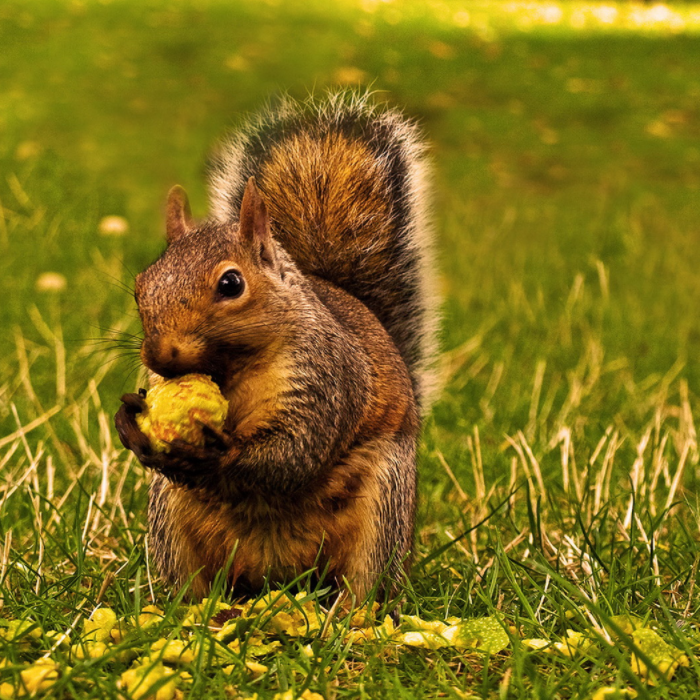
[{"x1": 332, "y1": 432, "x2": 417, "y2": 606}]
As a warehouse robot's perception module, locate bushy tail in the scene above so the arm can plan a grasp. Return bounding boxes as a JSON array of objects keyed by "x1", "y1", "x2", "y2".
[{"x1": 208, "y1": 91, "x2": 438, "y2": 412}]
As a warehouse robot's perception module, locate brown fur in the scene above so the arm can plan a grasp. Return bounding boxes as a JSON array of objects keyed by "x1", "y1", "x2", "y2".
[
  {"x1": 142, "y1": 274, "x2": 418, "y2": 599},
  {"x1": 151, "y1": 440, "x2": 384, "y2": 599},
  {"x1": 209, "y1": 91, "x2": 439, "y2": 408},
  {"x1": 116, "y1": 93, "x2": 434, "y2": 603},
  {"x1": 259, "y1": 132, "x2": 395, "y2": 278}
]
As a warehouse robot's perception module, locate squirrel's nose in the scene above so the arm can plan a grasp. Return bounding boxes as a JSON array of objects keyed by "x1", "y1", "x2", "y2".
[{"x1": 141, "y1": 334, "x2": 204, "y2": 378}]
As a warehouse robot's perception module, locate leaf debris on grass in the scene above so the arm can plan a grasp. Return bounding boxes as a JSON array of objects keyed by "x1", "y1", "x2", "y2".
[
  {"x1": 0, "y1": 595, "x2": 514, "y2": 698},
  {"x1": 0, "y1": 592, "x2": 696, "y2": 697}
]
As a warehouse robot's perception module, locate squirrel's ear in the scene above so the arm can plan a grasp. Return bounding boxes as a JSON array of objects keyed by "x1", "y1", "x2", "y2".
[
  {"x1": 239, "y1": 177, "x2": 276, "y2": 268},
  {"x1": 166, "y1": 185, "x2": 193, "y2": 244}
]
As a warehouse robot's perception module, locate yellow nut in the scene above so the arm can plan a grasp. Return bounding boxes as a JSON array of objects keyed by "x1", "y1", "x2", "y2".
[{"x1": 136, "y1": 374, "x2": 228, "y2": 453}]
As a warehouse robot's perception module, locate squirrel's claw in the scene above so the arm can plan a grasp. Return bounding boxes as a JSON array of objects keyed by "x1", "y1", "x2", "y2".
[
  {"x1": 120, "y1": 391, "x2": 148, "y2": 412},
  {"x1": 167, "y1": 438, "x2": 228, "y2": 468}
]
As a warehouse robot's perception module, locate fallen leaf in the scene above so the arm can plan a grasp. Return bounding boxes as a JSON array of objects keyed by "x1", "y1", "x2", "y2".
[
  {"x1": 630, "y1": 628, "x2": 689, "y2": 684},
  {"x1": 442, "y1": 617, "x2": 509, "y2": 653}
]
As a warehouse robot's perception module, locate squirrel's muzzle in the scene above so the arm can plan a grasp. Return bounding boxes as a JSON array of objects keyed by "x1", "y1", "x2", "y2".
[{"x1": 141, "y1": 333, "x2": 206, "y2": 378}]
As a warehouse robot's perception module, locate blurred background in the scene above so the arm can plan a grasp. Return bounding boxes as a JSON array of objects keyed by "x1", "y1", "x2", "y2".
[{"x1": 2, "y1": 1, "x2": 699, "y2": 415}]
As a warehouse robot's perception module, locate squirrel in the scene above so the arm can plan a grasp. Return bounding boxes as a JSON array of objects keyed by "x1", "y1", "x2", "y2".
[{"x1": 115, "y1": 91, "x2": 438, "y2": 603}]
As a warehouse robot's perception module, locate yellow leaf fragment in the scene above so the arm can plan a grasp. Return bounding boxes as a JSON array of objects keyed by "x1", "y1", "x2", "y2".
[
  {"x1": 111, "y1": 620, "x2": 131, "y2": 644},
  {"x1": 269, "y1": 611, "x2": 297, "y2": 636},
  {"x1": 245, "y1": 640, "x2": 282, "y2": 657},
  {"x1": 138, "y1": 606, "x2": 165, "y2": 630},
  {"x1": 20, "y1": 659, "x2": 63, "y2": 694},
  {"x1": 400, "y1": 615, "x2": 448, "y2": 635},
  {"x1": 44, "y1": 630, "x2": 69, "y2": 649},
  {"x1": 71, "y1": 640, "x2": 109, "y2": 660},
  {"x1": 349, "y1": 603, "x2": 380, "y2": 628},
  {"x1": 214, "y1": 619, "x2": 243, "y2": 644},
  {"x1": 376, "y1": 615, "x2": 396, "y2": 638},
  {"x1": 344, "y1": 628, "x2": 375, "y2": 644},
  {"x1": 224, "y1": 660, "x2": 271, "y2": 679},
  {"x1": 183, "y1": 599, "x2": 233, "y2": 628},
  {"x1": 299, "y1": 692, "x2": 325, "y2": 700},
  {"x1": 523, "y1": 630, "x2": 592, "y2": 658},
  {"x1": 289, "y1": 606, "x2": 322, "y2": 635},
  {"x1": 553, "y1": 630, "x2": 594, "y2": 657},
  {"x1": 606, "y1": 615, "x2": 644, "y2": 637},
  {"x1": 148, "y1": 638, "x2": 195, "y2": 665},
  {"x1": 442, "y1": 617, "x2": 509, "y2": 653},
  {"x1": 271, "y1": 691, "x2": 324, "y2": 700},
  {"x1": 2, "y1": 619, "x2": 41, "y2": 645},
  {"x1": 590, "y1": 688, "x2": 637, "y2": 700},
  {"x1": 249, "y1": 591, "x2": 290, "y2": 615},
  {"x1": 118, "y1": 661, "x2": 177, "y2": 700},
  {"x1": 344, "y1": 614, "x2": 395, "y2": 645},
  {"x1": 84, "y1": 607, "x2": 117, "y2": 643},
  {"x1": 244, "y1": 661, "x2": 268, "y2": 677},
  {"x1": 630, "y1": 628, "x2": 689, "y2": 684},
  {"x1": 393, "y1": 630, "x2": 448, "y2": 649},
  {"x1": 300, "y1": 644, "x2": 323, "y2": 664},
  {"x1": 522, "y1": 638, "x2": 554, "y2": 652}
]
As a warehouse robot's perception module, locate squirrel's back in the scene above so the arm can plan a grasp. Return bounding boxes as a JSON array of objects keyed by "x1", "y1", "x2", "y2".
[{"x1": 208, "y1": 91, "x2": 438, "y2": 411}]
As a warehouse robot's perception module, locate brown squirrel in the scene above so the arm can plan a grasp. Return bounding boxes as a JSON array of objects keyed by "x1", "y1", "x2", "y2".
[{"x1": 115, "y1": 91, "x2": 438, "y2": 603}]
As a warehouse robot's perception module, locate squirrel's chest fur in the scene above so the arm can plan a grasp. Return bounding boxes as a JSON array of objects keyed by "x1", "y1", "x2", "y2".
[{"x1": 222, "y1": 350, "x2": 292, "y2": 439}]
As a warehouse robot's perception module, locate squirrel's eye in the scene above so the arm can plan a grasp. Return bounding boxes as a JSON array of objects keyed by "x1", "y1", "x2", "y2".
[{"x1": 217, "y1": 269, "x2": 245, "y2": 299}]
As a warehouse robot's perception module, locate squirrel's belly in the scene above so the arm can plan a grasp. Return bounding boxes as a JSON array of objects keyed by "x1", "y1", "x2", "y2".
[{"x1": 149, "y1": 463, "x2": 380, "y2": 597}]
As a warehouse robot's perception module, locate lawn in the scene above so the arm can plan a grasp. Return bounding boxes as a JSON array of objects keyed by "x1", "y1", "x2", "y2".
[{"x1": 1, "y1": 1, "x2": 699, "y2": 698}]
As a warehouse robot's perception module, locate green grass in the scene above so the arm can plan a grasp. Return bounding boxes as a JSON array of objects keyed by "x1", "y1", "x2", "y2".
[{"x1": 1, "y1": 0, "x2": 699, "y2": 698}]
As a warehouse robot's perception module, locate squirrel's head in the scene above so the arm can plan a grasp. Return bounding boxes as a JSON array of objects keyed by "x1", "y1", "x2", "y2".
[{"x1": 135, "y1": 178, "x2": 294, "y2": 385}]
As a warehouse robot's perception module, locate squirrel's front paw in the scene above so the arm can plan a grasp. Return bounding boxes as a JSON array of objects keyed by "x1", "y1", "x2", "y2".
[
  {"x1": 115, "y1": 391, "x2": 233, "y2": 489},
  {"x1": 115, "y1": 391, "x2": 153, "y2": 462},
  {"x1": 142, "y1": 438, "x2": 228, "y2": 489},
  {"x1": 115, "y1": 392, "x2": 178, "y2": 473}
]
